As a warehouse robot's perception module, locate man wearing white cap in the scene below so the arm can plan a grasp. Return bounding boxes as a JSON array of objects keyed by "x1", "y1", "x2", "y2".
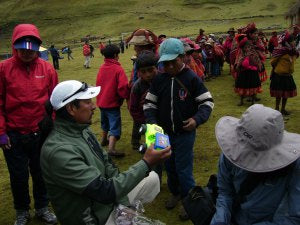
[
  {"x1": 211, "y1": 104, "x2": 300, "y2": 225},
  {"x1": 39, "y1": 80, "x2": 171, "y2": 225},
  {"x1": 0, "y1": 24, "x2": 58, "y2": 225}
]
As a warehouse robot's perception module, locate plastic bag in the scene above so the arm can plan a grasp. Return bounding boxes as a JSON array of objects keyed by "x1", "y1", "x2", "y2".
[{"x1": 115, "y1": 201, "x2": 165, "y2": 225}]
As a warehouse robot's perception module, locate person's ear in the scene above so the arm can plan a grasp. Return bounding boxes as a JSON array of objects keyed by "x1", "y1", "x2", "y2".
[{"x1": 66, "y1": 103, "x2": 76, "y2": 116}]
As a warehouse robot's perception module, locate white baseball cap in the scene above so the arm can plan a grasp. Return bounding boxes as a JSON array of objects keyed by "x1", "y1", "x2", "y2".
[{"x1": 50, "y1": 80, "x2": 100, "y2": 110}]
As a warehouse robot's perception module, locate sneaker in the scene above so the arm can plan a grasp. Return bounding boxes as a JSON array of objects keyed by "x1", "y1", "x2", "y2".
[
  {"x1": 35, "y1": 207, "x2": 57, "y2": 224},
  {"x1": 179, "y1": 204, "x2": 189, "y2": 221},
  {"x1": 14, "y1": 210, "x2": 30, "y2": 225},
  {"x1": 165, "y1": 194, "x2": 180, "y2": 210}
]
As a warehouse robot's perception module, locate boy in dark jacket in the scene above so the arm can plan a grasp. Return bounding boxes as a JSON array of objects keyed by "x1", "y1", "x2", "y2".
[
  {"x1": 129, "y1": 51, "x2": 158, "y2": 150},
  {"x1": 96, "y1": 44, "x2": 129, "y2": 157},
  {"x1": 144, "y1": 38, "x2": 214, "y2": 220}
]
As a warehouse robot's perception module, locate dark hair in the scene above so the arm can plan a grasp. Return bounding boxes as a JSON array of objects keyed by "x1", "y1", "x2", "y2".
[
  {"x1": 38, "y1": 99, "x2": 80, "y2": 148},
  {"x1": 135, "y1": 50, "x2": 158, "y2": 70},
  {"x1": 102, "y1": 44, "x2": 120, "y2": 59}
]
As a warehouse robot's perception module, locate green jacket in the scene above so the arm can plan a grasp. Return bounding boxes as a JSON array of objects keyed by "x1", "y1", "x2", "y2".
[{"x1": 40, "y1": 117, "x2": 150, "y2": 225}]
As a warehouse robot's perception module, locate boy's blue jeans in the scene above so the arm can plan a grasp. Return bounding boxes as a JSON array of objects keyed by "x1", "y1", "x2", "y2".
[
  {"x1": 3, "y1": 131, "x2": 49, "y2": 210},
  {"x1": 165, "y1": 130, "x2": 196, "y2": 197},
  {"x1": 100, "y1": 107, "x2": 121, "y2": 138}
]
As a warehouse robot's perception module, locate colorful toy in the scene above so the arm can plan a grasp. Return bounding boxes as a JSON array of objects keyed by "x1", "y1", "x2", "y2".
[{"x1": 138, "y1": 124, "x2": 170, "y2": 153}]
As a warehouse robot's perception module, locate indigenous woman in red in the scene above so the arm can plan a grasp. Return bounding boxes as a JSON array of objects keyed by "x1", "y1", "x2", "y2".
[
  {"x1": 224, "y1": 28, "x2": 236, "y2": 74},
  {"x1": 242, "y1": 23, "x2": 268, "y2": 83},
  {"x1": 270, "y1": 32, "x2": 298, "y2": 115},
  {"x1": 234, "y1": 35, "x2": 262, "y2": 106}
]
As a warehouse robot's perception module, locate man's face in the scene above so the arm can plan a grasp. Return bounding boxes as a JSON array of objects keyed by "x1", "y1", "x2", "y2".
[
  {"x1": 71, "y1": 99, "x2": 96, "y2": 124},
  {"x1": 163, "y1": 56, "x2": 184, "y2": 76},
  {"x1": 138, "y1": 66, "x2": 157, "y2": 82},
  {"x1": 16, "y1": 49, "x2": 38, "y2": 63}
]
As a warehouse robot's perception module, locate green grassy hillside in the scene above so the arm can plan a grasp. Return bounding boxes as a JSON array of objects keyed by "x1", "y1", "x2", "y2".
[{"x1": 0, "y1": 0, "x2": 297, "y2": 51}]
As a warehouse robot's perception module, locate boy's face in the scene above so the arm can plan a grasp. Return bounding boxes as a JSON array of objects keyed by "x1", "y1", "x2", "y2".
[
  {"x1": 163, "y1": 56, "x2": 184, "y2": 76},
  {"x1": 138, "y1": 66, "x2": 157, "y2": 82}
]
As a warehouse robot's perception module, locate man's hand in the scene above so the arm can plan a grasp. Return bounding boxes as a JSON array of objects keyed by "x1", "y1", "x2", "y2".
[
  {"x1": 143, "y1": 144, "x2": 171, "y2": 168},
  {"x1": 0, "y1": 134, "x2": 11, "y2": 150},
  {"x1": 182, "y1": 118, "x2": 197, "y2": 131}
]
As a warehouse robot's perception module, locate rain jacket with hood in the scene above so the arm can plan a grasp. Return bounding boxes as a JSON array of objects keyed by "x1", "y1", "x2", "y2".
[{"x1": 0, "y1": 24, "x2": 58, "y2": 136}]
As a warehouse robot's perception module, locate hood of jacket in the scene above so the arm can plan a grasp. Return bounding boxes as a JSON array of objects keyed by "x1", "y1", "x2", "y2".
[{"x1": 11, "y1": 24, "x2": 42, "y2": 56}]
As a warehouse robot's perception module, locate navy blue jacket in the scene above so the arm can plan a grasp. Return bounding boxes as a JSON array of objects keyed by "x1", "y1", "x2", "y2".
[{"x1": 144, "y1": 67, "x2": 213, "y2": 134}]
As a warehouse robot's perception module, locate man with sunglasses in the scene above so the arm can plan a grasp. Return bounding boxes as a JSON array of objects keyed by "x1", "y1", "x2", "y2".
[
  {"x1": 0, "y1": 24, "x2": 58, "y2": 225},
  {"x1": 144, "y1": 38, "x2": 214, "y2": 220},
  {"x1": 39, "y1": 80, "x2": 171, "y2": 225}
]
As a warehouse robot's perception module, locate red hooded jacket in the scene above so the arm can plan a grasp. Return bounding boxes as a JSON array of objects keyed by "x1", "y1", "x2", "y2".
[
  {"x1": 0, "y1": 24, "x2": 58, "y2": 135},
  {"x1": 96, "y1": 59, "x2": 129, "y2": 108}
]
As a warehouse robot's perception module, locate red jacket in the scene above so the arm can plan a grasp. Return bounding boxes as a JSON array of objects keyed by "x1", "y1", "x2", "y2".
[
  {"x1": 0, "y1": 24, "x2": 58, "y2": 135},
  {"x1": 83, "y1": 44, "x2": 91, "y2": 56},
  {"x1": 96, "y1": 59, "x2": 129, "y2": 108}
]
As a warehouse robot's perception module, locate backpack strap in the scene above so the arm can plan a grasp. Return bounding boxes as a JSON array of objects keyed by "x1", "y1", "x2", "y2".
[{"x1": 174, "y1": 76, "x2": 191, "y2": 97}]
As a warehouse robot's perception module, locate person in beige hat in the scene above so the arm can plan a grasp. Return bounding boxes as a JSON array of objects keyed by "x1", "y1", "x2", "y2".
[
  {"x1": 126, "y1": 28, "x2": 158, "y2": 151},
  {"x1": 210, "y1": 104, "x2": 300, "y2": 225}
]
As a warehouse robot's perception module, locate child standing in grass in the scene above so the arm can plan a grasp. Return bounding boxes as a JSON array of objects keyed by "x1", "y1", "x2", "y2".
[
  {"x1": 129, "y1": 51, "x2": 158, "y2": 150},
  {"x1": 96, "y1": 44, "x2": 129, "y2": 157}
]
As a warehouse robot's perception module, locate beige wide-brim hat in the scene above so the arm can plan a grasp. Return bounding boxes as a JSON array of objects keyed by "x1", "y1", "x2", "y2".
[{"x1": 215, "y1": 104, "x2": 300, "y2": 173}]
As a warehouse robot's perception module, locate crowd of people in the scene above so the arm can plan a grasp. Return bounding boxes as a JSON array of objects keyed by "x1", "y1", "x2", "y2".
[{"x1": 0, "y1": 22, "x2": 299, "y2": 225}]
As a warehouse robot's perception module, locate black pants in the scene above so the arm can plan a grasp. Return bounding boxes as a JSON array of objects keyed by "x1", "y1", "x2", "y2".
[
  {"x1": 131, "y1": 121, "x2": 141, "y2": 148},
  {"x1": 52, "y1": 57, "x2": 59, "y2": 69},
  {"x1": 3, "y1": 131, "x2": 49, "y2": 210}
]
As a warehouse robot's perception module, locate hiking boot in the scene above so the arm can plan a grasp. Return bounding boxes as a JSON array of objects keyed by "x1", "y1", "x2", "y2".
[
  {"x1": 14, "y1": 210, "x2": 30, "y2": 225},
  {"x1": 35, "y1": 207, "x2": 57, "y2": 224},
  {"x1": 165, "y1": 194, "x2": 180, "y2": 210},
  {"x1": 179, "y1": 204, "x2": 189, "y2": 221}
]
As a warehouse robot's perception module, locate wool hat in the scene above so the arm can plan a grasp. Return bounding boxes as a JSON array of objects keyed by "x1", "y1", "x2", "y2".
[
  {"x1": 215, "y1": 104, "x2": 300, "y2": 173},
  {"x1": 50, "y1": 80, "x2": 100, "y2": 110},
  {"x1": 158, "y1": 38, "x2": 184, "y2": 63}
]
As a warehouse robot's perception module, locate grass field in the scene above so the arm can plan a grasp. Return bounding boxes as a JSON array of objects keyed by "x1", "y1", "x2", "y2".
[{"x1": 0, "y1": 43, "x2": 300, "y2": 224}]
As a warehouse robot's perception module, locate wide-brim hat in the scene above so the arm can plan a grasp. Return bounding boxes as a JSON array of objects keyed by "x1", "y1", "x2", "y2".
[
  {"x1": 215, "y1": 104, "x2": 300, "y2": 173},
  {"x1": 127, "y1": 28, "x2": 158, "y2": 46}
]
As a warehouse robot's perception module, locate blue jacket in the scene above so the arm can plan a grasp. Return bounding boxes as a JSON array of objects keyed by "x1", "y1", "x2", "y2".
[
  {"x1": 144, "y1": 67, "x2": 213, "y2": 134},
  {"x1": 211, "y1": 154, "x2": 300, "y2": 225}
]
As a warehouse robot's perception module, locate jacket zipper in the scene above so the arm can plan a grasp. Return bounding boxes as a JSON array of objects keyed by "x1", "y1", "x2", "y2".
[{"x1": 171, "y1": 77, "x2": 175, "y2": 132}]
